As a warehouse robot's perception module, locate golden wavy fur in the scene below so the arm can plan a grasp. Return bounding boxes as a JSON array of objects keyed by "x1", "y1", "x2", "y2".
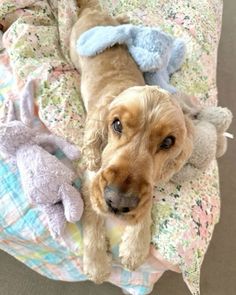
[{"x1": 70, "y1": 0, "x2": 193, "y2": 284}]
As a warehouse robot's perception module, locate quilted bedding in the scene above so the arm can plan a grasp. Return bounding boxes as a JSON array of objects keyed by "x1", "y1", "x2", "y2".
[{"x1": 0, "y1": 1, "x2": 223, "y2": 294}]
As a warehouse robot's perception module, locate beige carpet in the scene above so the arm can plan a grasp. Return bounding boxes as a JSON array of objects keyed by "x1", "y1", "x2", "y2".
[{"x1": 0, "y1": 0, "x2": 235, "y2": 294}]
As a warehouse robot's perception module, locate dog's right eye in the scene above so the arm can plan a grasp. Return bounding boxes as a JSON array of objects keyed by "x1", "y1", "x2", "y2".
[
  {"x1": 112, "y1": 119, "x2": 123, "y2": 134},
  {"x1": 160, "y1": 136, "x2": 175, "y2": 150}
]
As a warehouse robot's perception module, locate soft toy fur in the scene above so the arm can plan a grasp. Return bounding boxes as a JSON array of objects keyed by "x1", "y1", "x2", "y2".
[
  {"x1": 0, "y1": 80, "x2": 84, "y2": 238},
  {"x1": 172, "y1": 94, "x2": 233, "y2": 183},
  {"x1": 77, "y1": 24, "x2": 186, "y2": 93}
]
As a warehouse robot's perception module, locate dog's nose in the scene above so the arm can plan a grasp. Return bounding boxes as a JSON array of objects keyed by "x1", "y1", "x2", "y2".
[{"x1": 104, "y1": 186, "x2": 139, "y2": 214}]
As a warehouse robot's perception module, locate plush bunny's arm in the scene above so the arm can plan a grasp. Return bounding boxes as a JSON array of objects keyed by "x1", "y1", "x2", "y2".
[
  {"x1": 35, "y1": 134, "x2": 80, "y2": 161},
  {"x1": 167, "y1": 39, "x2": 186, "y2": 74},
  {"x1": 59, "y1": 183, "x2": 84, "y2": 223},
  {"x1": 145, "y1": 71, "x2": 177, "y2": 93},
  {"x1": 40, "y1": 203, "x2": 67, "y2": 238}
]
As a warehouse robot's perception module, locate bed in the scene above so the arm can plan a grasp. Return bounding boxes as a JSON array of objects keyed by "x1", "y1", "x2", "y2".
[{"x1": 0, "y1": 1, "x2": 223, "y2": 294}]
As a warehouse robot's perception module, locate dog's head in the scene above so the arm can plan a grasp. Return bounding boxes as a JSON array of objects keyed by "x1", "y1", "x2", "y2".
[{"x1": 88, "y1": 86, "x2": 193, "y2": 223}]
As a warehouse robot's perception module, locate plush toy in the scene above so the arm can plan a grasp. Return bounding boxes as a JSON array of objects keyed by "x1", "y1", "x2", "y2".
[
  {"x1": 77, "y1": 24, "x2": 186, "y2": 93},
  {"x1": 0, "y1": 80, "x2": 84, "y2": 238},
  {"x1": 171, "y1": 94, "x2": 233, "y2": 183}
]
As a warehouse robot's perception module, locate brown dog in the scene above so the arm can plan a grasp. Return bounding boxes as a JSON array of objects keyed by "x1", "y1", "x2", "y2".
[{"x1": 70, "y1": 0, "x2": 193, "y2": 283}]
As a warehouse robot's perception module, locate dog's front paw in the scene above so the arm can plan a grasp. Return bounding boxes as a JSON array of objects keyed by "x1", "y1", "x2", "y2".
[
  {"x1": 119, "y1": 239, "x2": 150, "y2": 271},
  {"x1": 119, "y1": 249, "x2": 148, "y2": 271},
  {"x1": 83, "y1": 252, "x2": 111, "y2": 284}
]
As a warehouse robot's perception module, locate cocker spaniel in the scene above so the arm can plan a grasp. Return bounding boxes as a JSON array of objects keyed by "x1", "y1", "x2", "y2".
[{"x1": 70, "y1": 0, "x2": 193, "y2": 283}]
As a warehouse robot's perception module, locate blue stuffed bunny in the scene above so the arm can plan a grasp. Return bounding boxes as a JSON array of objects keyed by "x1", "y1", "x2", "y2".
[{"x1": 77, "y1": 24, "x2": 186, "y2": 93}]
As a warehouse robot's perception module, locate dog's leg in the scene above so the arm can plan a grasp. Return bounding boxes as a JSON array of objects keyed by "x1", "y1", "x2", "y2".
[
  {"x1": 119, "y1": 206, "x2": 152, "y2": 271},
  {"x1": 82, "y1": 197, "x2": 111, "y2": 283}
]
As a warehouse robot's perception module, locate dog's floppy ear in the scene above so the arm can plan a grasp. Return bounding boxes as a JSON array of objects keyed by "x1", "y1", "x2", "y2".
[
  {"x1": 83, "y1": 106, "x2": 108, "y2": 171},
  {"x1": 160, "y1": 115, "x2": 194, "y2": 182}
]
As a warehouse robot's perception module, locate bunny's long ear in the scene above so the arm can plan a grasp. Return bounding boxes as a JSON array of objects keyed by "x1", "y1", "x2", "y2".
[
  {"x1": 19, "y1": 79, "x2": 35, "y2": 127},
  {"x1": 6, "y1": 99, "x2": 16, "y2": 122},
  {"x1": 77, "y1": 25, "x2": 132, "y2": 57}
]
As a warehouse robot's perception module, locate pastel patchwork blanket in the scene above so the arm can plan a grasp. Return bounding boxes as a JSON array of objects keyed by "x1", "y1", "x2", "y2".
[{"x1": 0, "y1": 1, "x2": 223, "y2": 294}]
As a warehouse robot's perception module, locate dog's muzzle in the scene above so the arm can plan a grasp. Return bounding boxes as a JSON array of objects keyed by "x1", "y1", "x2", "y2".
[{"x1": 104, "y1": 186, "x2": 139, "y2": 214}]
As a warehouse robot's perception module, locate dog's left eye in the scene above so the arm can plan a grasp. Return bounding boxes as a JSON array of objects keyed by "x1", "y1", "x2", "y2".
[
  {"x1": 112, "y1": 119, "x2": 123, "y2": 134},
  {"x1": 160, "y1": 136, "x2": 175, "y2": 150}
]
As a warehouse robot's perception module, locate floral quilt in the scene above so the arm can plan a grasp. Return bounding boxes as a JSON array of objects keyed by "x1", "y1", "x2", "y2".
[{"x1": 0, "y1": 1, "x2": 223, "y2": 294}]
